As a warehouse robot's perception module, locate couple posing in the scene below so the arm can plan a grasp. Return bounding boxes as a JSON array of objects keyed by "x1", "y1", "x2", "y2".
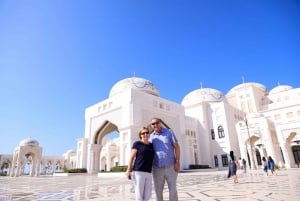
[{"x1": 126, "y1": 117, "x2": 181, "y2": 201}]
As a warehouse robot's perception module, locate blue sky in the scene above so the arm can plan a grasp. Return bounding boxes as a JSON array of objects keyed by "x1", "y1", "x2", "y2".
[{"x1": 0, "y1": 0, "x2": 299, "y2": 155}]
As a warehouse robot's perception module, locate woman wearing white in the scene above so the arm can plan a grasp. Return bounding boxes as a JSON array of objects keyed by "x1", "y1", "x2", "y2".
[{"x1": 126, "y1": 127, "x2": 155, "y2": 201}]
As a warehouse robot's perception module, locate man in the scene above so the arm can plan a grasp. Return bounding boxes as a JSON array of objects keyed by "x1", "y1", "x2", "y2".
[{"x1": 149, "y1": 117, "x2": 180, "y2": 201}]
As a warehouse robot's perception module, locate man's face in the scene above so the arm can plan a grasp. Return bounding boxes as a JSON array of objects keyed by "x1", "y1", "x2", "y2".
[{"x1": 151, "y1": 119, "x2": 161, "y2": 132}]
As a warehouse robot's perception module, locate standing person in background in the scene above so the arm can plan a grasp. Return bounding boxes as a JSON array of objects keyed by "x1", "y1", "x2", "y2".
[
  {"x1": 229, "y1": 150, "x2": 239, "y2": 183},
  {"x1": 262, "y1": 156, "x2": 269, "y2": 176},
  {"x1": 149, "y1": 117, "x2": 180, "y2": 201},
  {"x1": 238, "y1": 157, "x2": 243, "y2": 170},
  {"x1": 242, "y1": 158, "x2": 247, "y2": 174},
  {"x1": 268, "y1": 156, "x2": 276, "y2": 175},
  {"x1": 126, "y1": 127, "x2": 155, "y2": 201},
  {"x1": 227, "y1": 159, "x2": 232, "y2": 178}
]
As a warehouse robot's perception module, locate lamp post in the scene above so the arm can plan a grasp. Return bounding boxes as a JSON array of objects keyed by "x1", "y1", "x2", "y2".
[{"x1": 244, "y1": 116, "x2": 257, "y2": 170}]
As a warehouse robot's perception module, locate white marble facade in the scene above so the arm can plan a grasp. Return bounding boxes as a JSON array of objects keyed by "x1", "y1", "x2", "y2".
[
  {"x1": 78, "y1": 77, "x2": 300, "y2": 173},
  {"x1": 0, "y1": 139, "x2": 77, "y2": 177},
  {"x1": 1, "y1": 77, "x2": 300, "y2": 176}
]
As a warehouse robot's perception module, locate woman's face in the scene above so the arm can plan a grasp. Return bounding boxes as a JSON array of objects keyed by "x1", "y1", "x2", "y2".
[{"x1": 140, "y1": 129, "x2": 150, "y2": 139}]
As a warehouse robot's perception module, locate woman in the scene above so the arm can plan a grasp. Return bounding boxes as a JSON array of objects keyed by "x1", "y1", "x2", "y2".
[
  {"x1": 242, "y1": 158, "x2": 247, "y2": 174},
  {"x1": 268, "y1": 156, "x2": 275, "y2": 175},
  {"x1": 262, "y1": 156, "x2": 268, "y2": 176},
  {"x1": 229, "y1": 150, "x2": 239, "y2": 183},
  {"x1": 126, "y1": 127, "x2": 155, "y2": 201}
]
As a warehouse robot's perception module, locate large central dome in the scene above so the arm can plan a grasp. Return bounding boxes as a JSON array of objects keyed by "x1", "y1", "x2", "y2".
[{"x1": 109, "y1": 77, "x2": 160, "y2": 97}]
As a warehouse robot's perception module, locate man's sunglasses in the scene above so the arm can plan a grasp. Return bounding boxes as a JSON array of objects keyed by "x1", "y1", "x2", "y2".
[{"x1": 151, "y1": 121, "x2": 160, "y2": 125}]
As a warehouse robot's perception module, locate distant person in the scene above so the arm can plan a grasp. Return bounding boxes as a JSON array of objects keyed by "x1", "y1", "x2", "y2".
[
  {"x1": 238, "y1": 157, "x2": 243, "y2": 170},
  {"x1": 227, "y1": 159, "x2": 232, "y2": 178},
  {"x1": 229, "y1": 150, "x2": 239, "y2": 183},
  {"x1": 149, "y1": 117, "x2": 180, "y2": 201},
  {"x1": 126, "y1": 127, "x2": 155, "y2": 201},
  {"x1": 242, "y1": 158, "x2": 247, "y2": 174},
  {"x1": 262, "y1": 156, "x2": 268, "y2": 176},
  {"x1": 268, "y1": 156, "x2": 276, "y2": 175}
]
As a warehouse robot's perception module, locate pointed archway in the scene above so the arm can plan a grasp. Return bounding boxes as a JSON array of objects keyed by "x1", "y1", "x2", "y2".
[
  {"x1": 10, "y1": 138, "x2": 42, "y2": 177},
  {"x1": 87, "y1": 121, "x2": 120, "y2": 173}
]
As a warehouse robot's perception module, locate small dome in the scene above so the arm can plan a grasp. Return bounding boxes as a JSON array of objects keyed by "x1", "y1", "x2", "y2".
[
  {"x1": 182, "y1": 88, "x2": 224, "y2": 106},
  {"x1": 227, "y1": 82, "x2": 267, "y2": 95},
  {"x1": 67, "y1": 149, "x2": 75, "y2": 153},
  {"x1": 269, "y1": 85, "x2": 293, "y2": 95},
  {"x1": 109, "y1": 77, "x2": 160, "y2": 97},
  {"x1": 19, "y1": 138, "x2": 39, "y2": 147}
]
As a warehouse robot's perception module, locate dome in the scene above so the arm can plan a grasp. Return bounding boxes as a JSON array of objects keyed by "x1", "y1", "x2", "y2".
[
  {"x1": 181, "y1": 88, "x2": 225, "y2": 106},
  {"x1": 109, "y1": 77, "x2": 160, "y2": 97},
  {"x1": 227, "y1": 82, "x2": 267, "y2": 95},
  {"x1": 19, "y1": 138, "x2": 39, "y2": 147},
  {"x1": 269, "y1": 85, "x2": 293, "y2": 95},
  {"x1": 67, "y1": 149, "x2": 75, "y2": 153}
]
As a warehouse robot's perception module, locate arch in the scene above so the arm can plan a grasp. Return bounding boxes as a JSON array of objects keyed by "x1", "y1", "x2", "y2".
[
  {"x1": 10, "y1": 140, "x2": 42, "y2": 177},
  {"x1": 91, "y1": 120, "x2": 121, "y2": 173},
  {"x1": 218, "y1": 125, "x2": 225, "y2": 138},
  {"x1": 0, "y1": 160, "x2": 11, "y2": 175},
  {"x1": 255, "y1": 148, "x2": 262, "y2": 166},
  {"x1": 94, "y1": 121, "x2": 119, "y2": 145},
  {"x1": 100, "y1": 156, "x2": 107, "y2": 171}
]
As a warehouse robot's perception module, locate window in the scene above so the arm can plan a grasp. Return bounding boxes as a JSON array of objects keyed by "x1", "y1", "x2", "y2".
[
  {"x1": 211, "y1": 129, "x2": 215, "y2": 140},
  {"x1": 286, "y1": 112, "x2": 293, "y2": 118},
  {"x1": 218, "y1": 126, "x2": 225, "y2": 138},
  {"x1": 221, "y1": 154, "x2": 229, "y2": 166},
  {"x1": 274, "y1": 114, "x2": 281, "y2": 120},
  {"x1": 214, "y1": 155, "x2": 218, "y2": 167},
  {"x1": 292, "y1": 146, "x2": 300, "y2": 164}
]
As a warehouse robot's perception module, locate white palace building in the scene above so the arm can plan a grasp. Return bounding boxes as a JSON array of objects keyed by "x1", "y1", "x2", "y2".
[{"x1": 1, "y1": 76, "x2": 300, "y2": 176}]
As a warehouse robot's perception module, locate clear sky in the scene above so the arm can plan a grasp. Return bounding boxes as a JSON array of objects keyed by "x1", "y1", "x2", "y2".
[{"x1": 0, "y1": 0, "x2": 299, "y2": 155}]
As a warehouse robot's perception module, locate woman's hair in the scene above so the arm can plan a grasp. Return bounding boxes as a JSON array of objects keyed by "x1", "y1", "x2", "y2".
[
  {"x1": 138, "y1": 127, "x2": 149, "y2": 139},
  {"x1": 230, "y1": 151, "x2": 234, "y2": 161},
  {"x1": 268, "y1": 156, "x2": 274, "y2": 162}
]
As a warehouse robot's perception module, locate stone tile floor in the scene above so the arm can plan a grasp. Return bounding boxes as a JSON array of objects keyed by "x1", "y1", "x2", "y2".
[{"x1": 0, "y1": 169, "x2": 299, "y2": 201}]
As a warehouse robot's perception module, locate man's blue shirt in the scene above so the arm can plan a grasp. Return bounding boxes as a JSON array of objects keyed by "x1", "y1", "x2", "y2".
[{"x1": 149, "y1": 127, "x2": 178, "y2": 168}]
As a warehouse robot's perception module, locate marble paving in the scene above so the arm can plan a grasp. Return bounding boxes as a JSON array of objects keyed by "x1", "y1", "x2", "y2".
[{"x1": 0, "y1": 169, "x2": 299, "y2": 201}]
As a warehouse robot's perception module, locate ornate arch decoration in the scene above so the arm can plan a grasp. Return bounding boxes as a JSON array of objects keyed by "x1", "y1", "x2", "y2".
[{"x1": 94, "y1": 120, "x2": 119, "y2": 144}]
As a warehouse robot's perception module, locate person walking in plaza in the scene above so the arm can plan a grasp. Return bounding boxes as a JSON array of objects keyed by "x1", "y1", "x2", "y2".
[
  {"x1": 126, "y1": 127, "x2": 155, "y2": 201},
  {"x1": 262, "y1": 156, "x2": 269, "y2": 176},
  {"x1": 238, "y1": 157, "x2": 243, "y2": 170},
  {"x1": 268, "y1": 156, "x2": 276, "y2": 175},
  {"x1": 149, "y1": 117, "x2": 181, "y2": 201},
  {"x1": 242, "y1": 158, "x2": 247, "y2": 174},
  {"x1": 229, "y1": 150, "x2": 239, "y2": 183},
  {"x1": 227, "y1": 159, "x2": 232, "y2": 178}
]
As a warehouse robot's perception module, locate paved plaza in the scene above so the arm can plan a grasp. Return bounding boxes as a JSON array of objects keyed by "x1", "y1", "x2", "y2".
[{"x1": 0, "y1": 169, "x2": 299, "y2": 201}]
